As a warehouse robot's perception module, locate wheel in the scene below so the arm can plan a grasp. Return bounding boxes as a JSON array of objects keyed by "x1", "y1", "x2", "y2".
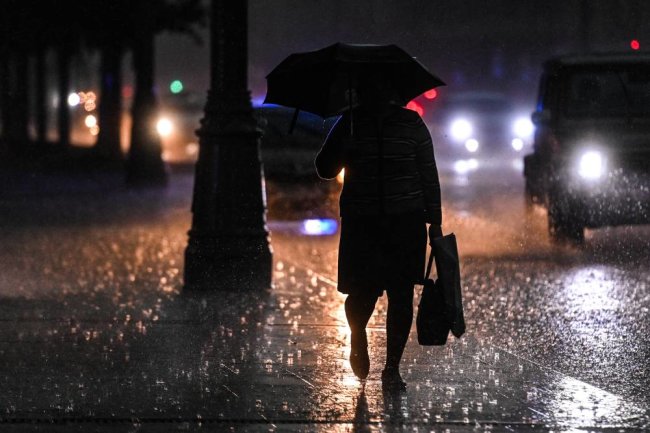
[{"x1": 548, "y1": 188, "x2": 584, "y2": 244}]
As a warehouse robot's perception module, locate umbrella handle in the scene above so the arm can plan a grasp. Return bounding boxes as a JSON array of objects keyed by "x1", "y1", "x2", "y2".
[
  {"x1": 288, "y1": 108, "x2": 299, "y2": 134},
  {"x1": 348, "y1": 69, "x2": 354, "y2": 137}
]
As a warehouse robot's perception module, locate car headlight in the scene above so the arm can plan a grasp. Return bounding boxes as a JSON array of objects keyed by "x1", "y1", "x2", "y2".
[
  {"x1": 577, "y1": 150, "x2": 605, "y2": 180},
  {"x1": 511, "y1": 138, "x2": 524, "y2": 151},
  {"x1": 512, "y1": 117, "x2": 534, "y2": 138},
  {"x1": 450, "y1": 118, "x2": 472, "y2": 141},
  {"x1": 156, "y1": 118, "x2": 174, "y2": 137},
  {"x1": 464, "y1": 139, "x2": 479, "y2": 153}
]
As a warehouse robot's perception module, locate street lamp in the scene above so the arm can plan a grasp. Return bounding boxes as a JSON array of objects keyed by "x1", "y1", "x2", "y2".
[{"x1": 184, "y1": 0, "x2": 272, "y2": 290}]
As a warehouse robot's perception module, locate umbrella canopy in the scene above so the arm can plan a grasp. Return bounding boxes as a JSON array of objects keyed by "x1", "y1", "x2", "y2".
[{"x1": 264, "y1": 42, "x2": 445, "y2": 118}]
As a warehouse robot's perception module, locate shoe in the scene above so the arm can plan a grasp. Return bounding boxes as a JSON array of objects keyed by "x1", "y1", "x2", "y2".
[
  {"x1": 350, "y1": 330, "x2": 370, "y2": 379},
  {"x1": 381, "y1": 368, "x2": 406, "y2": 391}
]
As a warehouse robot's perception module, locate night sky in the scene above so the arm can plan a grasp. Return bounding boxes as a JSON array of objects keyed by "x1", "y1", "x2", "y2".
[{"x1": 156, "y1": 0, "x2": 649, "y2": 107}]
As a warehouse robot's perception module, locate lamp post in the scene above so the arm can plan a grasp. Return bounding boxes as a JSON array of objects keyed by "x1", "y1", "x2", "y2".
[{"x1": 184, "y1": 0, "x2": 272, "y2": 290}]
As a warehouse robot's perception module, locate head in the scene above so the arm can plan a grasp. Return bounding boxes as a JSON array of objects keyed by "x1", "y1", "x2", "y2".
[{"x1": 356, "y1": 69, "x2": 398, "y2": 108}]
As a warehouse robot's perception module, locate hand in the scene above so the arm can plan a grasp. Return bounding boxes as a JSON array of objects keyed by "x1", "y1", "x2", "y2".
[{"x1": 428, "y1": 225, "x2": 443, "y2": 244}]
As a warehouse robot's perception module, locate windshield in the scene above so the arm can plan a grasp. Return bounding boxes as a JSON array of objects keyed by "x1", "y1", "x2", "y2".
[{"x1": 565, "y1": 65, "x2": 650, "y2": 118}]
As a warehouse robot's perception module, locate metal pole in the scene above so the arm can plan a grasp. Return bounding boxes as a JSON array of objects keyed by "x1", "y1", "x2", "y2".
[{"x1": 184, "y1": 0, "x2": 273, "y2": 290}]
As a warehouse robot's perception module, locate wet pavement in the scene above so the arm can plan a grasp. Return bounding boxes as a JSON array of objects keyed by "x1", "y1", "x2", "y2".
[{"x1": 1, "y1": 159, "x2": 649, "y2": 432}]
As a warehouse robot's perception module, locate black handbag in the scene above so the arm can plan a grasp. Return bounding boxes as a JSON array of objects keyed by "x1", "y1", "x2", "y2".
[{"x1": 416, "y1": 247, "x2": 450, "y2": 345}]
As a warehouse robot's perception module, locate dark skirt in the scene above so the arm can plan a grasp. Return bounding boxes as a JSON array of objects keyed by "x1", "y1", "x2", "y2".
[{"x1": 337, "y1": 211, "x2": 427, "y2": 297}]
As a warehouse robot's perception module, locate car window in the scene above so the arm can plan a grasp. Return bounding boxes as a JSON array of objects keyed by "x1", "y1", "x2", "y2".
[{"x1": 564, "y1": 65, "x2": 650, "y2": 118}]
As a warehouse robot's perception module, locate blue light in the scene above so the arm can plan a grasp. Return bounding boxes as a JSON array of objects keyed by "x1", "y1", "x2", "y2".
[
  {"x1": 252, "y1": 97, "x2": 278, "y2": 108},
  {"x1": 300, "y1": 219, "x2": 338, "y2": 236}
]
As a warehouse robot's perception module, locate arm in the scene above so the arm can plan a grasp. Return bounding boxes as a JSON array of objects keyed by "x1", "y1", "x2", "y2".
[
  {"x1": 315, "y1": 115, "x2": 348, "y2": 179},
  {"x1": 413, "y1": 117, "x2": 442, "y2": 231}
]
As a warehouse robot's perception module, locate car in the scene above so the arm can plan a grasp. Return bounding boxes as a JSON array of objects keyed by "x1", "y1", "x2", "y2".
[
  {"x1": 426, "y1": 91, "x2": 534, "y2": 158},
  {"x1": 157, "y1": 92, "x2": 204, "y2": 162},
  {"x1": 155, "y1": 93, "x2": 336, "y2": 181},
  {"x1": 524, "y1": 53, "x2": 650, "y2": 242},
  {"x1": 254, "y1": 105, "x2": 335, "y2": 181}
]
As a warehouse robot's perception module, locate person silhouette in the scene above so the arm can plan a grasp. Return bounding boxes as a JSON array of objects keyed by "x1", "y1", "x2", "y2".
[{"x1": 315, "y1": 70, "x2": 442, "y2": 390}]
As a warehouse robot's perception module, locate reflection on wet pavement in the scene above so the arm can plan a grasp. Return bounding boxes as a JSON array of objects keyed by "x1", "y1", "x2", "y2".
[{"x1": 0, "y1": 161, "x2": 649, "y2": 430}]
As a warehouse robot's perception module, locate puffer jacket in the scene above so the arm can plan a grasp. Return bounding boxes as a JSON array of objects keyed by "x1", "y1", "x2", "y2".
[{"x1": 315, "y1": 105, "x2": 442, "y2": 225}]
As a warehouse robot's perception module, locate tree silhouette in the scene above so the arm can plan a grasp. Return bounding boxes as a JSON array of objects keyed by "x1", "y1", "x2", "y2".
[
  {"x1": 0, "y1": 1, "x2": 34, "y2": 152},
  {"x1": 50, "y1": 0, "x2": 84, "y2": 148},
  {"x1": 126, "y1": 0, "x2": 204, "y2": 185},
  {"x1": 83, "y1": 0, "x2": 134, "y2": 160}
]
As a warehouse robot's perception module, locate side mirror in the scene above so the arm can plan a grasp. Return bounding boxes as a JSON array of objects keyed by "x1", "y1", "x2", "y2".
[{"x1": 531, "y1": 110, "x2": 551, "y2": 126}]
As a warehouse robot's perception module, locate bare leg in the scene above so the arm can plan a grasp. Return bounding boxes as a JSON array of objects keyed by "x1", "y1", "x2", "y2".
[
  {"x1": 345, "y1": 294, "x2": 378, "y2": 379},
  {"x1": 383, "y1": 283, "x2": 414, "y2": 389}
]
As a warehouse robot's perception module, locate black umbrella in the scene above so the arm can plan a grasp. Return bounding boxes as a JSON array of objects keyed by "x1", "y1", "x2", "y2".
[{"x1": 264, "y1": 42, "x2": 445, "y2": 131}]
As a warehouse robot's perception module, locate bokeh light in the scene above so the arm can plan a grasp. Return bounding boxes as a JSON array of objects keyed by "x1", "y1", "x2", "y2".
[
  {"x1": 84, "y1": 100, "x2": 96, "y2": 112},
  {"x1": 156, "y1": 118, "x2": 174, "y2": 137},
  {"x1": 84, "y1": 114, "x2": 97, "y2": 128},
  {"x1": 424, "y1": 89, "x2": 438, "y2": 99},
  {"x1": 465, "y1": 138, "x2": 479, "y2": 153},
  {"x1": 170, "y1": 80, "x2": 184, "y2": 94},
  {"x1": 67, "y1": 93, "x2": 80, "y2": 107},
  {"x1": 406, "y1": 100, "x2": 424, "y2": 116}
]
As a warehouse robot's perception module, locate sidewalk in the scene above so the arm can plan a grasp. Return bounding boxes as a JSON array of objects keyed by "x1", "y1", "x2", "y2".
[
  {"x1": 0, "y1": 171, "x2": 648, "y2": 432},
  {"x1": 1, "y1": 263, "x2": 648, "y2": 432}
]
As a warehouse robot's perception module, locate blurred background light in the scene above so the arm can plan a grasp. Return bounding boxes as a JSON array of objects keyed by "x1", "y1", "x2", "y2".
[
  {"x1": 513, "y1": 117, "x2": 534, "y2": 137},
  {"x1": 170, "y1": 80, "x2": 184, "y2": 94},
  {"x1": 511, "y1": 138, "x2": 524, "y2": 151},
  {"x1": 406, "y1": 100, "x2": 424, "y2": 117},
  {"x1": 84, "y1": 114, "x2": 97, "y2": 128},
  {"x1": 156, "y1": 118, "x2": 174, "y2": 137},
  {"x1": 424, "y1": 89, "x2": 438, "y2": 100},
  {"x1": 450, "y1": 118, "x2": 472, "y2": 141},
  {"x1": 67, "y1": 93, "x2": 80, "y2": 107},
  {"x1": 453, "y1": 158, "x2": 479, "y2": 174},
  {"x1": 465, "y1": 138, "x2": 479, "y2": 153},
  {"x1": 578, "y1": 150, "x2": 604, "y2": 180},
  {"x1": 300, "y1": 219, "x2": 338, "y2": 236}
]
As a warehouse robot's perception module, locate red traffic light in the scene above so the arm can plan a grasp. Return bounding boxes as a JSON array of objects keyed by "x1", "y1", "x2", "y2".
[{"x1": 631, "y1": 39, "x2": 640, "y2": 50}]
